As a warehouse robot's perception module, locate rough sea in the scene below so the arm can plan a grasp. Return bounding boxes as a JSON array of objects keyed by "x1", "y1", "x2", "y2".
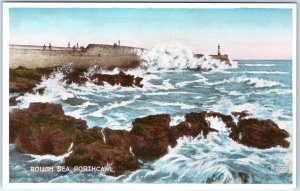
[{"x1": 9, "y1": 44, "x2": 293, "y2": 184}]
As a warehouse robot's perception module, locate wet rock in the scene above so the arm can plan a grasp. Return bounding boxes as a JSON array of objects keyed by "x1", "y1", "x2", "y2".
[
  {"x1": 90, "y1": 71, "x2": 143, "y2": 87},
  {"x1": 67, "y1": 126, "x2": 138, "y2": 175},
  {"x1": 63, "y1": 68, "x2": 88, "y2": 85},
  {"x1": 185, "y1": 112, "x2": 219, "y2": 138},
  {"x1": 9, "y1": 96, "x2": 20, "y2": 106},
  {"x1": 104, "y1": 128, "x2": 131, "y2": 149},
  {"x1": 74, "y1": 127, "x2": 104, "y2": 145},
  {"x1": 238, "y1": 172, "x2": 249, "y2": 183},
  {"x1": 229, "y1": 118, "x2": 290, "y2": 149},
  {"x1": 36, "y1": 87, "x2": 45, "y2": 95},
  {"x1": 134, "y1": 77, "x2": 143, "y2": 88},
  {"x1": 65, "y1": 97, "x2": 86, "y2": 106},
  {"x1": 231, "y1": 111, "x2": 249, "y2": 120},
  {"x1": 10, "y1": 67, "x2": 54, "y2": 94},
  {"x1": 9, "y1": 103, "x2": 290, "y2": 176},
  {"x1": 130, "y1": 114, "x2": 171, "y2": 160},
  {"x1": 63, "y1": 67, "x2": 144, "y2": 88},
  {"x1": 10, "y1": 102, "x2": 88, "y2": 155},
  {"x1": 169, "y1": 112, "x2": 219, "y2": 147},
  {"x1": 63, "y1": 141, "x2": 140, "y2": 176}
]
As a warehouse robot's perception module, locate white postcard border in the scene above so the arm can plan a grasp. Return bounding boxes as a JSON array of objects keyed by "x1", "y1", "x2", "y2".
[{"x1": 2, "y1": 2, "x2": 297, "y2": 189}]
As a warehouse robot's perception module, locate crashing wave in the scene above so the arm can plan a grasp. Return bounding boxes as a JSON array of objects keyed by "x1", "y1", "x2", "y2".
[{"x1": 137, "y1": 44, "x2": 238, "y2": 72}]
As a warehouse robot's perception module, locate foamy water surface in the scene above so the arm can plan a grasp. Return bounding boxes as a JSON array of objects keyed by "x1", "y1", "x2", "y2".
[{"x1": 10, "y1": 45, "x2": 293, "y2": 183}]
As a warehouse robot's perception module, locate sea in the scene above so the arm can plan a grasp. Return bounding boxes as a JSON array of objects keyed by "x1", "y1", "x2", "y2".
[{"x1": 9, "y1": 44, "x2": 293, "y2": 184}]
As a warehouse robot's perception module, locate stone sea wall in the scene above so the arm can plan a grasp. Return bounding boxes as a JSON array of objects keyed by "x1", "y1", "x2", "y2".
[{"x1": 9, "y1": 44, "x2": 142, "y2": 69}]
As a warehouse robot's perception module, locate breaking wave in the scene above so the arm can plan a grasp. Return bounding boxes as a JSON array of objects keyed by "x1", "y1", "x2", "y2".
[
  {"x1": 137, "y1": 44, "x2": 238, "y2": 72},
  {"x1": 203, "y1": 76, "x2": 286, "y2": 88}
]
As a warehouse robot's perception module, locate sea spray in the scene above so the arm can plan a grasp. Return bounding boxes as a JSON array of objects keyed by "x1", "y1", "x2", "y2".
[{"x1": 137, "y1": 44, "x2": 238, "y2": 71}]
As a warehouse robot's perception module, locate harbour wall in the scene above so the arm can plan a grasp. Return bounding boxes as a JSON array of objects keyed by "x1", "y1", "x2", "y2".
[
  {"x1": 9, "y1": 44, "x2": 231, "y2": 69},
  {"x1": 9, "y1": 44, "x2": 142, "y2": 69}
]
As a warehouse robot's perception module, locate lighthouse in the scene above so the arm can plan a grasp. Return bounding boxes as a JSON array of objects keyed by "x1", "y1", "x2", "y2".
[{"x1": 218, "y1": 44, "x2": 221, "y2": 56}]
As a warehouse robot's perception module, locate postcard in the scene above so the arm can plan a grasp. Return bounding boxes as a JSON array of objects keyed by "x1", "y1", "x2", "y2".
[{"x1": 2, "y1": 2, "x2": 297, "y2": 189}]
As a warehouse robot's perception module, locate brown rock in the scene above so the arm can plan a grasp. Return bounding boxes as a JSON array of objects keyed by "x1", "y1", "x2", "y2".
[
  {"x1": 63, "y1": 68, "x2": 88, "y2": 85},
  {"x1": 9, "y1": 102, "x2": 290, "y2": 177},
  {"x1": 130, "y1": 114, "x2": 171, "y2": 160},
  {"x1": 229, "y1": 118, "x2": 289, "y2": 149},
  {"x1": 64, "y1": 141, "x2": 140, "y2": 176},
  {"x1": 238, "y1": 172, "x2": 249, "y2": 183},
  {"x1": 66, "y1": 127, "x2": 138, "y2": 175},
  {"x1": 9, "y1": 67, "x2": 53, "y2": 94},
  {"x1": 9, "y1": 96, "x2": 20, "y2": 106},
  {"x1": 90, "y1": 71, "x2": 143, "y2": 87},
  {"x1": 231, "y1": 111, "x2": 249, "y2": 120},
  {"x1": 185, "y1": 112, "x2": 218, "y2": 138},
  {"x1": 10, "y1": 102, "x2": 88, "y2": 155},
  {"x1": 104, "y1": 128, "x2": 132, "y2": 149}
]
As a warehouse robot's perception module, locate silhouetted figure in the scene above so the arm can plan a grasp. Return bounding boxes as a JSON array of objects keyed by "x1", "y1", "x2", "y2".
[
  {"x1": 118, "y1": 40, "x2": 120, "y2": 47},
  {"x1": 218, "y1": 44, "x2": 221, "y2": 56},
  {"x1": 68, "y1": 42, "x2": 70, "y2": 48},
  {"x1": 43, "y1": 44, "x2": 46, "y2": 50},
  {"x1": 49, "y1": 43, "x2": 52, "y2": 50},
  {"x1": 77, "y1": 43, "x2": 79, "y2": 49}
]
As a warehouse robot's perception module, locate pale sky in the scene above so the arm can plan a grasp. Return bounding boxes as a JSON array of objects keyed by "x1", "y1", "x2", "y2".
[{"x1": 9, "y1": 8, "x2": 293, "y2": 60}]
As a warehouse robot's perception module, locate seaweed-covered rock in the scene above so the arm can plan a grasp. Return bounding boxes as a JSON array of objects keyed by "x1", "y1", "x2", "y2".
[
  {"x1": 63, "y1": 68, "x2": 88, "y2": 85},
  {"x1": 229, "y1": 118, "x2": 290, "y2": 149},
  {"x1": 90, "y1": 71, "x2": 143, "y2": 87},
  {"x1": 10, "y1": 102, "x2": 88, "y2": 155},
  {"x1": 63, "y1": 140, "x2": 140, "y2": 176},
  {"x1": 9, "y1": 67, "x2": 54, "y2": 93},
  {"x1": 185, "y1": 112, "x2": 218, "y2": 138},
  {"x1": 9, "y1": 96, "x2": 21, "y2": 106},
  {"x1": 169, "y1": 112, "x2": 219, "y2": 147},
  {"x1": 231, "y1": 111, "x2": 249, "y2": 120},
  {"x1": 9, "y1": 103, "x2": 290, "y2": 176},
  {"x1": 130, "y1": 114, "x2": 171, "y2": 160}
]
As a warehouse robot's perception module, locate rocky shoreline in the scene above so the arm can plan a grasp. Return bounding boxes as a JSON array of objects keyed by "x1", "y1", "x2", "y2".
[
  {"x1": 9, "y1": 66, "x2": 144, "y2": 106},
  {"x1": 10, "y1": 102, "x2": 290, "y2": 176}
]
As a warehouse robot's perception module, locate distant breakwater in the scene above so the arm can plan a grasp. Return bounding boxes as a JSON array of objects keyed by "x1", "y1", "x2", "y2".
[
  {"x1": 9, "y1": 44, "x2": 231, "y2": 69},
  {"x1": 9, "y1": 44, "x2": 142, "y2": 69}
]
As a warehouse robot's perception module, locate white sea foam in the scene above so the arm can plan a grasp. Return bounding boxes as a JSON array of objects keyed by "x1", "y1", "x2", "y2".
[
  {"x1": 16, "y1": 69, "x2": 74, "y2": 109},
  {"x1": 65, "y1": 109, "x2": 84, "y2": 119},
  {"x1": 204, "y1": 76, "x2": 285, "y2": 88},
  {"x1": 151, "y1": 101, "x2": 197, "y2": 110},
  {"x1": 101, "y1": 129, "x2": 106, "y2": 143},
  {"x1": 142, "y1": 79, "x2": 176, "y2": 91},
  {"x1": 89, "y1": 95, "x2": 140, "y2": 118},
  {"x1": 264, "y1": 89, "x2": 292, "y2": 95},
  {"x1": 228, "y1": 91, "x2": 243, "y2": 96},
  {"x1": 244, "y1": 71, "x2": 288, "y2": 75},
  {"x1": 137, "y1": 44, "x2": 238, "y2": 72},
  {"x1": 175, "y1": 79, "x2": 205, "y2": 87},
  {"x1": 244, "y1": 64, "x2": 276, "y2": 67},
  {"x1": 170, "y1": 115, "x2": 185, "y2": 126},
  {"x1": 26, "y1": 142, "x2": 73, "y2": 162},
  {"x1": 227, "y1": 88, "x2": 292, "y2": 97},
  {"x1": 211, "y1": 98, "x2": 261, "y2": 118},
  {"x1": 120, "y1": 120, "x2": 291, "y2": 183}
]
